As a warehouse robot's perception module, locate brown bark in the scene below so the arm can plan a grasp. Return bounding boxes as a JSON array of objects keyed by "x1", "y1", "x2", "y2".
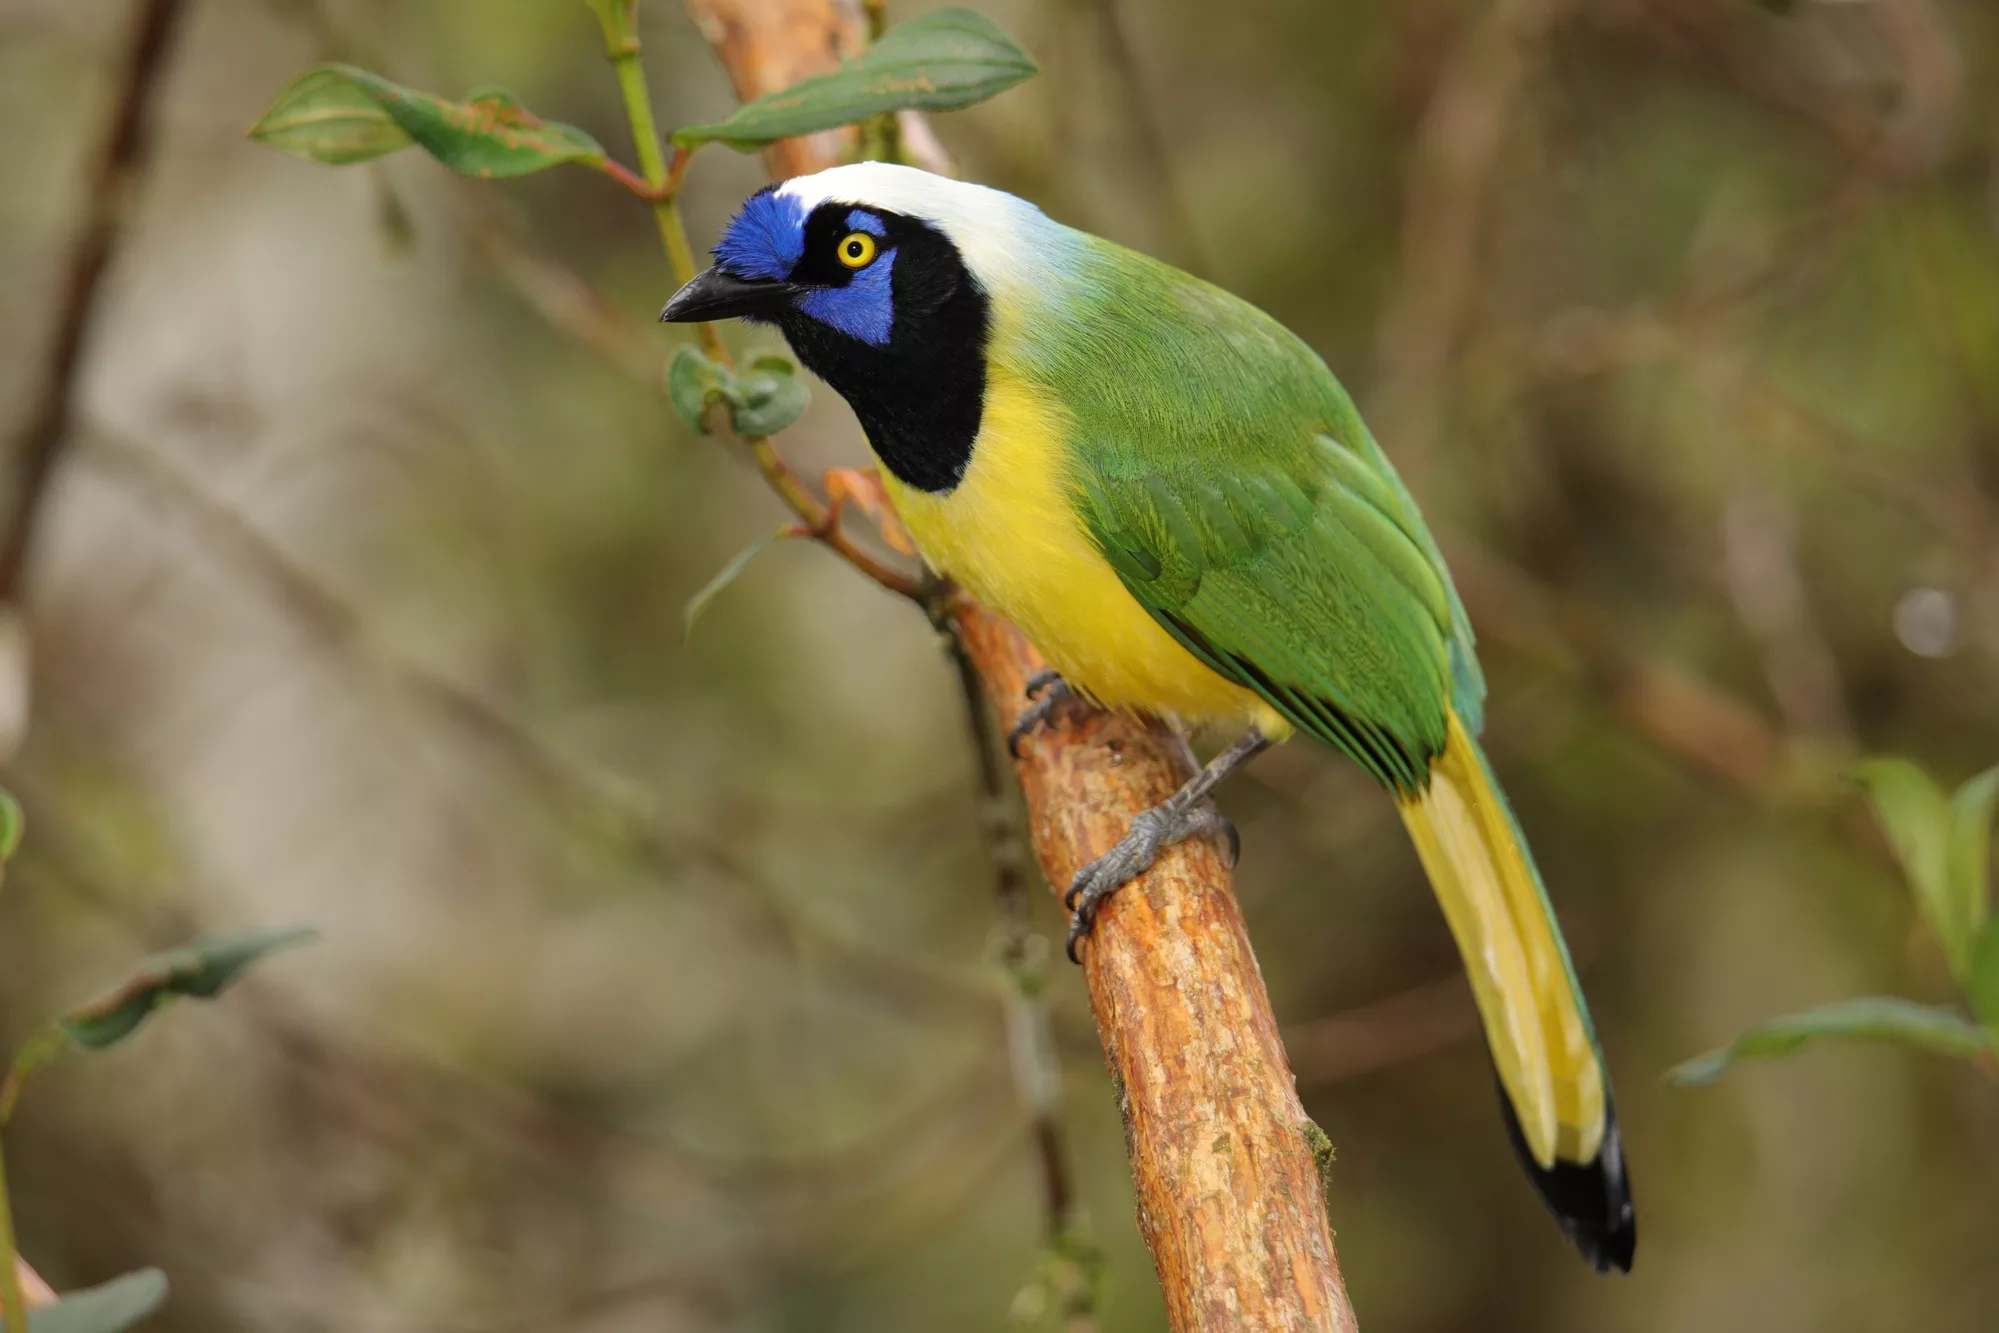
[
  {"x1": 680, "y1": 0, "x2": 867, "y2": 180},
  {"x1": 953, "y1": 609, "x2": 1358, "y2": 1333},
  {"x1": 682, "y1": 6, "x2": 1358, "y2": 1327}
]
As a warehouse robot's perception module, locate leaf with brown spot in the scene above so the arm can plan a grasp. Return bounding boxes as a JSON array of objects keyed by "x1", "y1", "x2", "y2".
[{"x1": 252, "y1": 65, "x2": 605, "y2": 178}]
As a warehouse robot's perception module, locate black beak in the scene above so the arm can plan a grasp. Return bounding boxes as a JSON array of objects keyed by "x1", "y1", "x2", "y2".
[{"x1": 658, "y1": 267, "x2": 801, "y2": 323}]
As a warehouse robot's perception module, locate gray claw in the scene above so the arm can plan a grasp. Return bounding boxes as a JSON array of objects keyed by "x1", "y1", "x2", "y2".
[
  {"x1": 1008, "y1": 670, "x2": 1076, "y2": 758},
  {"x1": 1063, "y1": 803, "x2": 1236, "y2": 963}
]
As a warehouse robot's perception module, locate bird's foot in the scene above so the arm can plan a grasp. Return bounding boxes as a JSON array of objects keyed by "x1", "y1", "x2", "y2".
[
  {"x1": 1063, "y1": 802, "x2": 1238, "y2": 963},
  {"x1": 1008, "y1": 669, "x2": 1083, "y2": 758}
]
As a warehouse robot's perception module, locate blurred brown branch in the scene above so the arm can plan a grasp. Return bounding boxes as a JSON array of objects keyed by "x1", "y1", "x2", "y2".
[
  {"x1": 1285, "y1": 974, "x2": 1479, "y2": 1088},
  {"x1": 1080, "y1": 0, "x2": 1208, "y2": 274},
  {"x1": 0, "y1": 0, "x2": 186, "y2": 607},
  {"x1": 936, "y1": 586, "x2": 1095, "y2": 1324},
  {"x1": 73, "y1": 422, "x2": 1000, "y2": 1024},
  {"x1": 683, "y1": 3, "x2": 1358, "y2": 1326},
  {"x1": 1372, "y1": 0, "x2": 1560, "y2": 481}
]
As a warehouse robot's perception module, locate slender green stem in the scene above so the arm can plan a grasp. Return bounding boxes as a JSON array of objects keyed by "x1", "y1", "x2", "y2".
[
  {"x1": 590, "y1": 0, "x2": 915, "y2": 599},
  {"x1": 857, "y1": 1, "x2": 902, "y2": 163},
  {"x1": 609, "y1": 47, "x2": 669, "y2": 187},
  {"x1": 0, "y1": 1135, "x2": 26, "y2": 1333},
  {"x1": 596, "y1": 11, "x2": 726, "y2": 360},
  {"x1": 653, "y1": 194, "x2": 701, "y2": 289}
]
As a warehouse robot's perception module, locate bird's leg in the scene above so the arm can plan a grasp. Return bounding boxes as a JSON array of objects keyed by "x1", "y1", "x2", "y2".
[
  {"x1": 1064, "y1": 725, "x2": 1271, "y2": 962},
  {"x1": 1007, "y1": 668, "x2": 1082, "y2": 758}
]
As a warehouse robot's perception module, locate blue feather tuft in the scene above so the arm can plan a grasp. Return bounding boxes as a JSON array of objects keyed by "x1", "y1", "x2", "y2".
[{"x1": 714, "y1": 188, "x2": 807, "y2": 280}]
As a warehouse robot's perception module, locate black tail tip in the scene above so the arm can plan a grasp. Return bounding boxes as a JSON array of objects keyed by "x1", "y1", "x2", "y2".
[{"x1": 1499, "y1": 1093, "x2": 1637, "y2": 1273}]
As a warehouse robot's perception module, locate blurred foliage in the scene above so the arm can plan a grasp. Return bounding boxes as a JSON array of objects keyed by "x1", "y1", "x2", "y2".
[
  {"x1": 0, "y1": 799, "x2": 305, "y2": 1331},
  {"x1": 1673, "y1": 758, "x2": 1999, "y2": 1083},
  {"x1": 3, "y1": 1, "x2": 1999, "y2": 1332},
  {"x1": 2, "y1": 1269, "x2": 167, "y2": 1333}
]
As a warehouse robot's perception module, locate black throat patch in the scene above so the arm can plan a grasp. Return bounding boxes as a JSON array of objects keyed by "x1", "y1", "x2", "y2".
[{"x1": 768, "y1": 205, "x2": 989, "y2": 494}]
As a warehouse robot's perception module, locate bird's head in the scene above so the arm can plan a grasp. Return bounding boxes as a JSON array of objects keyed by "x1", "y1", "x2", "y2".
[{"x1": 660, "y1": 163, "x2": 1058, "y2": 491}]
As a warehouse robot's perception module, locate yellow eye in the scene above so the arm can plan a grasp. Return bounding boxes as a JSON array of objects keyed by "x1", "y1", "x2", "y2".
[{"x1": 837, "y1": 231, "x2": 878, "y2": 269}]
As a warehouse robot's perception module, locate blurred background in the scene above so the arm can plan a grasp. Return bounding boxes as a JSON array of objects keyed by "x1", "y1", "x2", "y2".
[{"x1": 2, "y1": 0, "x2": 1997, "y2": 1329}]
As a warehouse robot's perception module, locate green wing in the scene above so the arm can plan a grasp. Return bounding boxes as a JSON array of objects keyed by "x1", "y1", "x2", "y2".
[{"x1": 1015, "y1": 234, "x2": 1483, "y2": 792}]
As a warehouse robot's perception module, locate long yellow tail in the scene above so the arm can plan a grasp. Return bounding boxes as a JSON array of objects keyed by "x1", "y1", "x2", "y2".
[
  {"x1": 1397, "y1": 711, "x2": 1606, "y2": 1171},
  {"x1": 1397, "y1": 711, "x2": 1633, "y2": 1271}
]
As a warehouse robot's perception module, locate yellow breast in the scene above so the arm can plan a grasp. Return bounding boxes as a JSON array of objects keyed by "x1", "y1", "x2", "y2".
[{"x1": 880, "y1": 366, "x2": 1285, "y2": 733}]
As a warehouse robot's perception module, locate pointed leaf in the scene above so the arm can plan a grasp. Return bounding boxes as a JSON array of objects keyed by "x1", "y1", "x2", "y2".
[
  {"x1": 684, "y1": 529, "x2": 790, "y2": 640},
  {"x1": 729, "y1": 356, "x2": 811, "y2": 436},
  {"x1": 1850, "y1": 759, "x2": 1963, "y2": 975},
  {"x1": 671, "y1": 8, "x2": 1037, "y2": 152},
  {"x1": 8, "y1": 1269, "x2": 167, "y2": 1333},
  {"x1": 247, "y1": 66, "x2": 412, "y2": 164},
  {"x1": 0, "y1": 789, "x2": 24, "y2": 865},
  {"x1": 667, "y1": 346, "x2": 736, "y2": 434},
  {"x1": 1947, "y1": 762, "x2": 1999, "y2": 948},
  {"x1": 253, "y1": 65, "x2": 605, "y2": 178},
  {"x1": 1668, "y1": 996, "x2": 1994, "y2": 1086},
  {"x1": 826, "y1": 467, "x2": 916, "y2": 556},
  {"x1": 57, "y1": 928, "x2": 318, "y2": 1051},
  {"x1": 1969, "y1": 923, "x2": 1999, "y2": 1033}
]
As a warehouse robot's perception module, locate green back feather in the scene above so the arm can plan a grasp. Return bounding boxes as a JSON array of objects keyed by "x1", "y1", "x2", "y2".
[{"x1": 999, "y1": 232, "x2": 1484, "y2": 791}]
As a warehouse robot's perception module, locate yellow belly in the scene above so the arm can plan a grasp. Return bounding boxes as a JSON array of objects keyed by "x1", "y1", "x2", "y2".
[{"x1": 880, "y1": 368, "x2": 1287, "y2": 734}]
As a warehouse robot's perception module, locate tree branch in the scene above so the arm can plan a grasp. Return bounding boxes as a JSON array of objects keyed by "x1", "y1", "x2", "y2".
[
  {"x1": 951, "y1": 606, "x2": 1358, "y2": 1331},
  {"x1": 0, "y1": 0, "x2": 186, "y2": 605},
  {"x1": 679, "y1": 3, "x2": 1359, "y2": 1326}
]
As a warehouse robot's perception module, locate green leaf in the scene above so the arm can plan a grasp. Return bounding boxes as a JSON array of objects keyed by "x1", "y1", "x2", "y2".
[
  {"x1": 671, "y1": 8, "x2": 1037, "y2": 152},
  {"x1": 1850, "y1": 758, "x2": 1965, "y2": 976},
  {"x1": 684, "y1": 529, "x2": 789, "y2": 640},
  {"x1": 729, "y1": 356, "x2": 811, "y2": 436},
  {"x1": 1969, "y1": 923, "x2": 1999, "y2": 1033},
  {"x1": 57, "y1": 928, "x2": 318, "y2": 1051},
  {"x1": 1668, "y1": 996, "x2": 1995, "y2": 1086},
  {"x1": 252, "y1": 64, "x2": 605, "y2": 178},
  {"x1": 667, "y1": 346, "x2": 735, "y2": 434},
  {"x1": 247, "y1": 66, "x2": 410, "y2": 165},
  {"x1": 0, "y1": 789, "x2": 24, "y2": 865},
  {"x1": 1947, "y1": 762, "x2": 1999, "y2": 949},
  {"x1": 8, "y1": 1269, "x2": 167, "y2": 1333},
  {"x1": 666, "y1": 350, "x2": 809, "y2": 437}
]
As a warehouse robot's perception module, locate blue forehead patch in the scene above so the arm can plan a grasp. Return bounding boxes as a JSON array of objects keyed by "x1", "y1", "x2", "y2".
[
  {"x1": 845, "y1": 209, "x2": 888, "y2": 237},
  {"x1": 714, "y1": 188, "x2": 806, "y2": 280}
]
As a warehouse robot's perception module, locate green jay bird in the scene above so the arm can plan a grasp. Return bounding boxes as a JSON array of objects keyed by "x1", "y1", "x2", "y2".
[{"x1": 661, "y1": 162, "x2": 1636, "y2": 1272}]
